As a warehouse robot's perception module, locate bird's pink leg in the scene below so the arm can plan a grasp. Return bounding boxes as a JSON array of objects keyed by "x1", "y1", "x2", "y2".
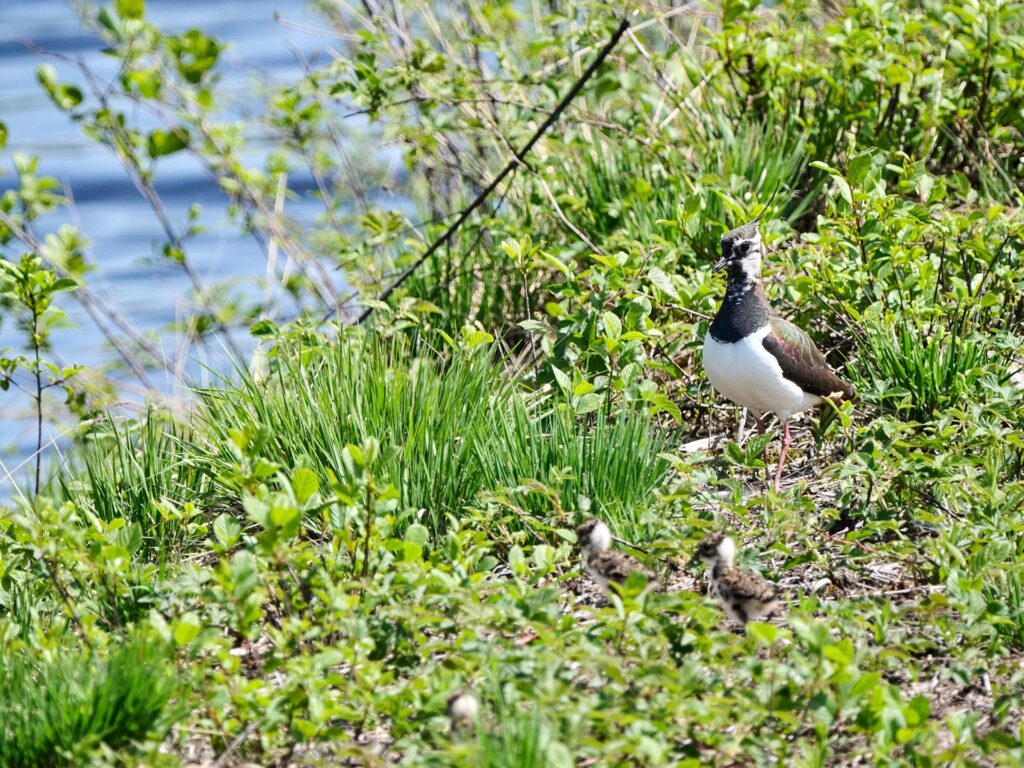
[
  {"x1": 755, "y1": 416, "x2": 766, "y2": 435},
  {"x1": 774, "y1": 420, "x2": 790, "y2": 491}
]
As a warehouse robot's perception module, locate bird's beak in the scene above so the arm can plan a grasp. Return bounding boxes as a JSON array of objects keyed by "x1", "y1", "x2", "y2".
[{"x1": 712, "y1": 257, "x2": 729, "y2": 273}]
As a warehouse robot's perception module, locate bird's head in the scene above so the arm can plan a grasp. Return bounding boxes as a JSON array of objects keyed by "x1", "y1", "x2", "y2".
[
  {"x1": 446, "y1": 690, "x2": 479, "y2": 728},
  {"x1": 692, "y1": 532, "x2": 737, "y2": 566},
  {"x1": 575, "y1": 518, "x2": 612, "y2": 557},
  {"x1": 713, "y1": 219, "x2": 764, "y2": 280}
]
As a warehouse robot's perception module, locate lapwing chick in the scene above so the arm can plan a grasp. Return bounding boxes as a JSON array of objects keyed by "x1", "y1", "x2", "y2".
[
  {"x1": 693, "y1": 533, "x2": 780, "y2": 625},
  {"x1": 446, "y1": 689, "x2": 479, "y2": 731},
  {"x1": 702, "y1": 218, "x2": 854, "y2": 490},
  {"x1": 575, "y1": 518, "x2": 659, "y2": 596}
]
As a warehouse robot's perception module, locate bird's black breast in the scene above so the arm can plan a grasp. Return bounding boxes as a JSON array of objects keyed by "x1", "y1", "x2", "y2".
[{"x1": 709, "y1": 285, "x2": 771, "y2": 343}]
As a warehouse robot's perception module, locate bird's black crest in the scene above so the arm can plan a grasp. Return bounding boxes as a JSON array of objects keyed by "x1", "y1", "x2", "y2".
[{"x1": 721, "y1": 220, "x2": 760, "y2": 246}]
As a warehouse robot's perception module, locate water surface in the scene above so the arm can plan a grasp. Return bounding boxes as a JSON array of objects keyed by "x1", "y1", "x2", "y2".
[{"x1": 0, "y1": 0, "x2": 341, "y2": 491}]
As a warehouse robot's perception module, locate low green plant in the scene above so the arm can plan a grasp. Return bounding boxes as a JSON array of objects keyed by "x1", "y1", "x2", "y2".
[
  {"x1": 0, "y1": 636, "x2": 179, "y2": 767},
  {"x1": 2, "y1": 1, "x2": 1024, "y2": 766},
  {"x1": 0, "y1": 253, "x2": 80, "y2": 495}
]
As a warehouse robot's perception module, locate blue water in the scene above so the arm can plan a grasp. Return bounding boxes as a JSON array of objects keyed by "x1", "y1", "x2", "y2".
[{"x1": 0, "y1": 0, "x2": 353, "y2": 492}]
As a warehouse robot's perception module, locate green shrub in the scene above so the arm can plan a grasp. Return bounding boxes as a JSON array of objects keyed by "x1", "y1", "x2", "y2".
[{"x1": 56, "y1": 409, "x2": 215, "y2": 558}]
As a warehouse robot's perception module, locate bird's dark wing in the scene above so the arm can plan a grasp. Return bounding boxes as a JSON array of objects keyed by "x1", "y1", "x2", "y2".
[
  {"x1": 763, "y1": 316, "x2": 855, "y2": 399},
  {"x1": 718, "y1": 567, "x2": 779, "y2": 604}
]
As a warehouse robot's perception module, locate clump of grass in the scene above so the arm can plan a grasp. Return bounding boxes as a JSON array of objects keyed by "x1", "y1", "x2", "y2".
[
  {"x1": 56, "y1": 409, "x2": 215, "y2": 558},
  {"x1": 0, "y1": 636, "x2": 179, "y2": 767},
  {"x1": 478, "y1": 707, "x2": 548, "y2": 768},
  {"x1": 197, "y1": 334, "x2": 518, "y2": 535},
  {"x1": 194, "y1": 334, "x2": 670, "y2": 537},
  {"x1": 559, "y1": 113, "x2": 826, "y2": 262},
  {"x1": 479, "y1": 400, "x2": 671, "y2": 531},
  {"x1": 854, "y1": 319, "x2": 1008, "y2": 421}
]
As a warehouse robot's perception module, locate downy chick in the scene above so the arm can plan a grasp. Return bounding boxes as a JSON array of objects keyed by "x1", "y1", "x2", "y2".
[
  {"x1": 576, "y1": 518, "x2": 659, "y2": 595},
  {"x1": 693, "y1": 533, "x2": 780, "y2": 624},
  {"x1": 446, "y1": 689, "x2": 479, "y2": 732}
]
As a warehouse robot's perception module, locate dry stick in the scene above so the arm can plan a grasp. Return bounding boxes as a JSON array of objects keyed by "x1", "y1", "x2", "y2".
[{"x1": 349, "y1": 15, "x2": 634, "y2": 325}]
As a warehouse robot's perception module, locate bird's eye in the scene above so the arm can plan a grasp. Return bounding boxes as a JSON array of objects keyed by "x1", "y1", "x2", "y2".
[{"x1": 737, "y1": 242, "x2": 750, "y2": 255}]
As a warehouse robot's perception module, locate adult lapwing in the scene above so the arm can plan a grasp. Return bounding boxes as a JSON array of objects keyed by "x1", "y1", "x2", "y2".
[
  {"x1": 702, "y1": 218, "x2": 854, "y2": 490},
  {"x1": 692, "y1": 533, "x2": 780, "y2": 625},
  {"x1": 575, "y1": 518, "x2": 659, "y2": 596}
]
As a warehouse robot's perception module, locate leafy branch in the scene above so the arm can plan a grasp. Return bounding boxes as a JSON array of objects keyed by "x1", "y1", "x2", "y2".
[{"x1": 351, "y1": 15, "x2": 634, "y2": 324}]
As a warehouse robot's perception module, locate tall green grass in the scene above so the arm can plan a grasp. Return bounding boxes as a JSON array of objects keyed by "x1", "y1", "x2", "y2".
[
  {"x1": 56, "y1": 410, "x2": 215, "y2": 558},
  {"x1": 478, "y1": 400, "x2": 671, "y2": 531},
  {"x1": 195, "y1": 335, "x2": 670, "y2": 536},
  {"x1": 854, "y1": 319, "x2": 1009, "y2": 421},
  {"x1": 559, "y1": 114, "x2": 828, "y2": 262},
  {"x1": 0, "y1": 637, "x2": 178, "y2": 767},
  {"x1": 197, "y1": 336, "x2": 512, "y2": 534}
]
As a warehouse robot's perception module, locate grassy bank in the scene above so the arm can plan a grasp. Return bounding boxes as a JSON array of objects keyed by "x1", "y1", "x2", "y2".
[{"x1": 2, "y1": 0, "x2": 1024, "y2": 765}]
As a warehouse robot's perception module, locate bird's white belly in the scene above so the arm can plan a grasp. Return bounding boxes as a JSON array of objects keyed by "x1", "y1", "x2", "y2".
[{"x1": 702, "y1": 326, "x2": 821, "y2": 419}]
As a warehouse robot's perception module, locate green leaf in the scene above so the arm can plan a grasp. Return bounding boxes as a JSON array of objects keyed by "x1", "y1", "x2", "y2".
[
  {"x1": 461, "y1": 328, "x2": 494, "y2": 348},
  {"x1": 111, "y1": 521, "x2": 143, "y2": 554},
  {"x1": 683, "y1": 194, "x2": 701, "y2": 217},
  {"x1": 508, "y1": 545, "x2": 526, "y2": 576},
  {"x1": 572, "y1": 380, "x2": 594, "y2": 397},
  {"x1": 212, "y1": 512, "x2": 241, "y2": 547},
  {"x1": 647, "y1": 267, "x2": 680, "y2": 300},
  {"x1": 574, "y1": 392, "x2": 603, "y2": 414},
  {"x1": 809, "y1": 160, "x2": 838, "y2": 175},
  {"x1": 250, "y1": 319, "x2": 278, "y2": 337},
  {"x1": 602, "y1": 310, "x2": 622, "y2": 340},
  {"x1": 404, "y1": 523, "x2": 430, "y2": 548},
  {"x1": 270, "y1": 504, "x2": 301, "y2": 532},
  {"x1": 291, "y1": 467, "x2": 319, "y2": 504},
  {"x1": 834, "y1": 177, "x2": 853, "y2": 206},
  {"x1": 641, "y1": 390, "x2": 681, "y2": 423},
  {"x1": 242, "y1": 494, "x2": 269, "y2": 526},
  {"x1": 905, "y1": 695, "x2": 931, "y2": 725},
  {"x1": 747, "y1": 621, "x2": 780, "y2": 645},
  {"x1": 36, "y1": 63, "x2": 84, "y2": 112},
  {"x1": 116, "y1": 0, "x2": 145, "y2": 19},
  {"x1": 540, "y1": 251, "x2": 573, "y2": 279},
  {"x1": 552, "y1": 366, "x2": 571, "y2": 392},
  {"x1": 532, "y1": 544, "x2": 553, "y2": 572},
  {"x1": 173, "y1": 613, "x2": 202, "y2": 646},
  {"x1": 147, "y1": 128, "x2": 190, "y2": 158},
  {"x1": 848, "y1": 152, "x2": 873, "y2": 186},
  {"x1": 231, "y1": 550, "x2": 260, "y2": 599}
]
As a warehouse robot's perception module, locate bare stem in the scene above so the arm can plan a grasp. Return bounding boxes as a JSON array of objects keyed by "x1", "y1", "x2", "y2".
[
  {"x1": 42, "y1": 555, "x2": 92, "y2": 650},
  {"x1": 30, "y1": 295, "x2": 42, "y2": 498}
]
